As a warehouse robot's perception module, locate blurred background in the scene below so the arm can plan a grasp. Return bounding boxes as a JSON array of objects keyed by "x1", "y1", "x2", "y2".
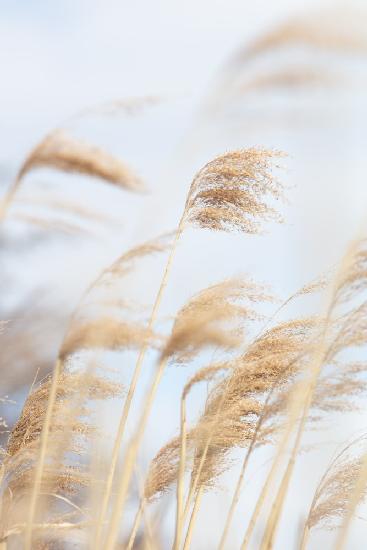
[{"x1": 1, "y1": 0, "x2": 367, "y2": 548}]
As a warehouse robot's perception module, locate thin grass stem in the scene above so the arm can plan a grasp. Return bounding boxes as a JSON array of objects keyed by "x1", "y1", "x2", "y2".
[
  {"x1": 104, "y1": 356, "x2": 168, "y2": 550},
  {"x1": 218, "y1": 388, "x2": 274, "y2": 550},
  {"x1": 335, "y1": 453, "x2": 367, "y2": 550},
  {"x1": 95, "y1": 223, "x2": 184, "y2": 547},
  {"x1": 173, "y1": 396, "x2": 187, "y2": 550},
  {"x1": 24, "y1": 359, "x2": 62, "y2": 550},
  {"x1": 127, "y1": 500, "x2": 145, "y2": 550},
  {"x1": 183, "y1": 485, "x2": 203, "y2": 550}
]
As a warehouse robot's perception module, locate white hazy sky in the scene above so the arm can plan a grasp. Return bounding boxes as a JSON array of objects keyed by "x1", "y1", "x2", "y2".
[{"x1": 0, "y1": 0, "x2": 324, "y2": 159}]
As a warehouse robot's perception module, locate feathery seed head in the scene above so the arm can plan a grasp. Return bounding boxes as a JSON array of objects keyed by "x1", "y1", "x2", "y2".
[{"x1": 185, "y1": 148, "x2": 286, "y2": 233}]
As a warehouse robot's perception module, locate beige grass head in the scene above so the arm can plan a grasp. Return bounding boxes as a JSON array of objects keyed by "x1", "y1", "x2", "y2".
[
  {"x1": 305, "y1": 435, "x2": 367, "y2": 532},
  {"x1": 162, "y1": 277, "x2": 271, "y2": 364},
  {"x1": 185, "y1": 148, "x2": 286, "y2": 233},
  {"x1": 16, "y1": 130, "x2": 145, "y2": 192},
  {"x1": 0, "y1": 129, "x2": 145, "y2": 221}
]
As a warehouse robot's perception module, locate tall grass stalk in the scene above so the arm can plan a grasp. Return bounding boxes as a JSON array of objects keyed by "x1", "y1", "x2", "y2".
[
  {"x1": 218, "y1": 291, "x2": 315, "y2": 550},
  {"x1": 335, "y1": 453, "x2": 367, "y2": 550},
  {"x1": 99, "y1": 147, "x2": 274, "y2": 546},
  {"x1": 182, "y1": 386, "x2": 228, "y2": 521},
  {"x1": 126, "y1": 464, "x2": 159, "y2": 550},
  {"x1": 260, "y1": 406, "x2": 308, "y2": 549},
  {"x1": 239, "y1": 372, "x2": 315, "y2": 549},
  {"x1": 95, "y1": 225, "x2": 183, "y2": 547},
  {"x1": 299, "y1": 526, "x2": 310, "y2": 550},
  {"x1": 241, "y1": 246, "x2": 353, "y2": 549},
  {"x1": 127, "y1": 499, "x2": 145, "y2": 550},
  {"x1": 239, "y1": 429, "x2": 288, "y2": 549},
  {"x1": 218, "y1": 388, "x2": 275, "y2": 550},
  {"x1": 257, "y1": 246, "x2": 354, "y2": 549},
  {"x1": 23, "y1": 359, "x2": 62, "y2": 550},
  {"x1": 104, "y1": 355, "x2": 169, "y2": 550},
  {"x1": 178, "y1": 375, "x2": 235, "y2": 549},
  {"x1": 173, "y1": 395, "x2": 188, "y2": 550},
  {"x1": 183, "y1": 486, "x2": 203, "y2": 550}
]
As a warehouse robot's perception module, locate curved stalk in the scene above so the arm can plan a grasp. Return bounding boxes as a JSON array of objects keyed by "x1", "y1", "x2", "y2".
[
  {"x1": 219, "y1": 292, "x2": 316, "y2": 550},
  {"x1": 240, "y1": 379, "x2": 311, "y2": 549},
  {"x1": 183, "y1": 354, "x2": 252, "y2": 524},
  {"x1": 218, "y1": 388, "x2": 274, "y2": 550},
  {"x1": 240, "y1": 436, "x2": 285, "y2": 550},
  {"x1": 24, "y1": 359, "x2": 62, "y2": 550},
  {"x1": 259, "y1": 302, "x2": 335, "y2": 549},
  {"x1": 95, "y1": 223, "x2": 184, "y2": 548},
  {"x1": 183, "y1": 486, "x2": 203, "y2": 550},
  {"x1": 0, "y1": 176, "x2": 21, "y2": 223},
  {"x1": 241, "y1": 286, "x2": 337, "y2": 549},
  {"x1": 127, "y1": 499, "x2": 145, "y2": 550},
  {"x1": 261, "y1": 424, "x2": 304, "y2": 549},
  {"x1": 335, "y1": 453, "x2": 367, "y2": 550},
  {"x1": 173, "y1": 396, "x2": 187, "y2": 550},
  {"x1": 104, "y1": 356, "x2": 168, "y2": 550},
  {"x1": 299, "y1": 524, "x2": 310, "y2": 550}
]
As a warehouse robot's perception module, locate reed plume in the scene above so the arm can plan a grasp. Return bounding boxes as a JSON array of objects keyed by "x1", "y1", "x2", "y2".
[
  {"x1": 110, "y1": 276, "x2": 265, "y2": 550},
  {"x1": 0, "y1": 299, "x2": 67, "y2": 394},
  {"x1": 146, "y1": 276, "x2": 269, "y2": 496},
  {"x1": 12, "y1": 211, "x2": 94, "y2": 236},
  {"x1": 1, "y1": 368, "x2": 122, "y2": 546},
  {"x1": 0, "y1": 129, "x2": 144, "y2": 221},
  {"x1": 300, "y1": 435, "x2": 367, "y2": 549},
  {"x1": 236, "y1": 6, "x2": 367, "y2": 63},
  {"x1": 143, "y1": 307, "x2": 318, "y2": 549},
  {"x1": 189, "y1": 317, "x2": 319, "y2": 489},
  {"x1": 1, "y1": 234, "x2": 169, "y2": 549},
  {"x1": 185, "y1": 148, "x2": 285, "y2": 233},
  {"x1": 185, "y1": 276, "x2": 328, "y2": 549},
  {"x1": 60, "y1": 317, "x2": 162, "y2": 360},
  {"x1": 162, "y1": 278, "x2": 268, "y2": 364},
  {"x1": 239, "y1": 68, "x2": 339, "y2": 95},
  {"x1": 257, "y1": 238, "x2": 367, "y2": 550},
  {"x1": 12, "y1": 192, "x2": 121, "y2": 237},
  {"x1": 205, "y1": 5, "x2": 367, "y2": 122},
  {"x1": 102, "y1": 147, "x2": 285, "y2": 550},
  {"x1": 15, "y1": 130, "x2": 145, "y2": 192}
]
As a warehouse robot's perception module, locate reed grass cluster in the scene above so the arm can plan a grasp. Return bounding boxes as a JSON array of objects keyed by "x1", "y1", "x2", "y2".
[
  {"x1": 1, "y1": 6, "x2": 367, "y2": 550},
  {"x1": 1, "y1": 131, "x2": 366, "y2": 549}
]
